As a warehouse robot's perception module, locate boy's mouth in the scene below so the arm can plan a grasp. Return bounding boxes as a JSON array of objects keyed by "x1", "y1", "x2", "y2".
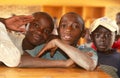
[
  {"x1": 98, "y1": 44, "x2": 107, "y2": 49},
  {"x1": 33, "y1": 34, "x2": 42, "y2": 41},
  {"x1": 62, "y1": 35, "x2": 72, "y2": 40}
]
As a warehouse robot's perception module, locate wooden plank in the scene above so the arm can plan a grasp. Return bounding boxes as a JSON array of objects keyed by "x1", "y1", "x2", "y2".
[{"x1": 0, "y1": 65, "x2": 111, "y2": 78}]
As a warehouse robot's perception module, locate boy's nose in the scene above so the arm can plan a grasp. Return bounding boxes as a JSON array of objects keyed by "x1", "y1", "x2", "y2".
[
  {"x1": 100, "y1": 35, "x2": 106, "y2": 41},
  {"x1": 66, "y1": 26, "x2": 72, "y2": 32},
  {"x1": 37, "y1": 28, "x2": 43, "y2": 34}
]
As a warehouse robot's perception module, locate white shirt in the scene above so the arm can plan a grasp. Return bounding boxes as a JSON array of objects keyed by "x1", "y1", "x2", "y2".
[{"x1": 0, "y1": 22, "x2": 21, "y2": 67}]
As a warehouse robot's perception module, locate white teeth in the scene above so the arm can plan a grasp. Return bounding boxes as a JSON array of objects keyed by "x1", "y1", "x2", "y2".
[{"x1": 64, "y1": 35, "x2": 71, "y2": 39}]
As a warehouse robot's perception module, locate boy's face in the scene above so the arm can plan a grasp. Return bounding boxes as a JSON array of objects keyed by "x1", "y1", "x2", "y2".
[
  {"x1": 116, "y1": 15, "x2": 120, "y2": 34},
  {"x1": 91, "y1": 26, "x2": 115, "y2": 52},
  {"x1": 58, "y1": 14, "x2": 83, "y2": 45},
  {"x1": 26, "y1": 15, "x2": 53, "y2": 46}
]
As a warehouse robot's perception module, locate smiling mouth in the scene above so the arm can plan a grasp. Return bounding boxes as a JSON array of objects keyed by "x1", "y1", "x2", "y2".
[
  {"x1": 33, "y1": 34, "x2": 42, "y2": 41},
  {"x1": 62, "y1": 35, "x2": 72, "y2": 40}
]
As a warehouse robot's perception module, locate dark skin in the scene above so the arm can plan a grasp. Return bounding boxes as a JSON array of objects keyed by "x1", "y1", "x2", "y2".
[
  {"x1": 22, "y1": 12, "x2": 54, "y2": 50},
  {"x1": 58, "y1": 13, "x2": 84, "y2": 46},
  {"x1": 90, "y1": 25, "x2": 115, "y2": 53},
  {"x1": 4, "y1": 15, "x2": 34, "y2": 32},
  {"x1": 19, "y1": 12, "x2": 74, "y2": 67}
]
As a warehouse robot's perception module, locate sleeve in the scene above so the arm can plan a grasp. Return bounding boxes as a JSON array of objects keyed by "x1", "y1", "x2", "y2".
[{"x1": 112, "y1": 39, "x2": 120, "y2": 49}]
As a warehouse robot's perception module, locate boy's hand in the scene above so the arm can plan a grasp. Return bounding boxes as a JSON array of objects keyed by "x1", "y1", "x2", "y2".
[
  {"x1": 85, "y1": 52, "x2": 93, "y2": 57},
  {"x1": 65, "y1": 59, "x2": 76, "y2": 67},
  {"x1": 36, "y1": 39, "x2": 58, "y2": 57},
  {"x1": 50, "y1": 47, "x2": 58, "y2": 57},
  {"x1": 5, "y1": 15, "x2": 34, "y2": 32}
]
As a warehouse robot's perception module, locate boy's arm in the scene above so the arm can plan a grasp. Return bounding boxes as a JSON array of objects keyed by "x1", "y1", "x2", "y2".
[
  {"x1": 37, "y1": 39, "x2": 97, "y2": 71},
  {"x1": 18, "y1": 52, "x2": 74, "y2": 68}
]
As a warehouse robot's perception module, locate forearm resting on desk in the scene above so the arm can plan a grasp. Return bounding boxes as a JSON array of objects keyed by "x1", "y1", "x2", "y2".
[
  {"x1": 18, "y1": 53, "x2": 74, "y2": 68},
  {"x1": 54, "y1": 39, "x2": 97, "y2": 71}
]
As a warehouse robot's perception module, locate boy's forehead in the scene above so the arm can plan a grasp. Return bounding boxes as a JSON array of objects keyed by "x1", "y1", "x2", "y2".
[
  {"x1": 61, "y1": 14, "x2": 81, "y2": 23},
  {"x1": 34, "y1": 15, "x2": 45, "y2": 19}
]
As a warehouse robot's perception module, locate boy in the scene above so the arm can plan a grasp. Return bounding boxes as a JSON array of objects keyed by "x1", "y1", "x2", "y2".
[
  {"x1": 92, "y1": 13, "x2": 120, "y2": 51},
  {"x1": 89, "y1": 17, "x2": 120, "y2": 77},
  {"x1": 36, "y1": 12, "x2": 98, "y2": 70}
]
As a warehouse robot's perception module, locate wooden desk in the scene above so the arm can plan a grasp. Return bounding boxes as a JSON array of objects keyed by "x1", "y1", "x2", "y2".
[{"x1": 0, "y1": 65, "x2": 111, "y2": 78}]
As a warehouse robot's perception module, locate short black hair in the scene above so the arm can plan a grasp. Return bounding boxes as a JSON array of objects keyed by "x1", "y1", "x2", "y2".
[
  {"x1": 32, "y1": 12, "x2": 54, "y2": 30},
  {"x1": 60, "y1": 12, "x2": 85, "y2": 31}
]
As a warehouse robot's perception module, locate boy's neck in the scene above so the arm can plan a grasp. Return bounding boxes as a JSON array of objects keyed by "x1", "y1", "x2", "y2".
[
  {"x1": 22, "y1": 38, "x2": 36, "y2": 50},
  {"x1": 97, "y1": 49, "x2": 114, "y2": 54}
]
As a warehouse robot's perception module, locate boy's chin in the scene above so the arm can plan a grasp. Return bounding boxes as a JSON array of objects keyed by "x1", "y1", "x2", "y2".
[
  {"x1": 97, "y1": 48, "x2": 110, "y2": 52},
  {"x1": 63, "y1": 40, "x2": 73, "y2": 45}
]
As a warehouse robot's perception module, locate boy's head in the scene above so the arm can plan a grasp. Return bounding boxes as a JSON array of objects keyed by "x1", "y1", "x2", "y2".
[
  {"x1": 25, "y1": 12, "x2": 54, "y2": 46},
  {"x1": 90, "y1": 17, "x2": 118, "y2": 52},
  {"x1": 116, "y1": 12, "x2": 120, "y2": 35},
  {"x1": 58, "y1": 12, "x2": 84, "y2": 46}
]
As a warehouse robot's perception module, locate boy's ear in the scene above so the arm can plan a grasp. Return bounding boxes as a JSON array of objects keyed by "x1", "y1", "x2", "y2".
[
  {"x1": 90, "y1": 34, "x2": 93, "y2": 42},
  {"x1": 81, "y1": 29, "x2": 86, "y2": 38}
]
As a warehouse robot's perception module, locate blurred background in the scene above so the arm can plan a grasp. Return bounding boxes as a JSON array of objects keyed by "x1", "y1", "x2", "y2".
[{"x1": 0, "y1": 0, "x2": 120, "y2": 44}]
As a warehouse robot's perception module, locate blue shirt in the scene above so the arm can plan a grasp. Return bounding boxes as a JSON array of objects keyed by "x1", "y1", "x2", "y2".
[
  {"x1": 98, "y1": 50, "x2": 120, "y2": 77},
  {"x1": 26, "y1": 44, "x2": 98, "y2": 62}
]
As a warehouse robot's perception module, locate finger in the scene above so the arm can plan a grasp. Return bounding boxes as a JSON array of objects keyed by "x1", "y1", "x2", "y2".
[
  {"x1": 20, "y1": 15, "x2": 34, "y2": 22},
  {"x1": 50, "y1": 47, "x2": 57, "y2": 57},
  {"x1": 17, "y1": 15, "x2": 34, "y2": 27},
  {"x1": 36, "y1": 48, "x2": 46, "y2": 57}
]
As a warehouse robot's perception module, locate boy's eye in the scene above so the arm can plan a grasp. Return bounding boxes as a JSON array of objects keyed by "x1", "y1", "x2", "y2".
[
  {"x1": 105, "y1": 34, "x2": 112, "y2": 38},
  {"x1": 61, "y1": 24, "x2": 66, "y2": 28},
  {"x1": 94, "y1": 33, "x2": 112, "y2": 38},
  {"x1": 94, "y1": 33, "x2": 100, "y2": 38},
  {"x1": 72, "y1": 23, "x2": 79, "y2": 29},
  {"x1": 44, "y1": 29, "x2": 50, "y2": 34},
  {"x1": 33, "y1": 23, "x2": 39, "y2": 28}
]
